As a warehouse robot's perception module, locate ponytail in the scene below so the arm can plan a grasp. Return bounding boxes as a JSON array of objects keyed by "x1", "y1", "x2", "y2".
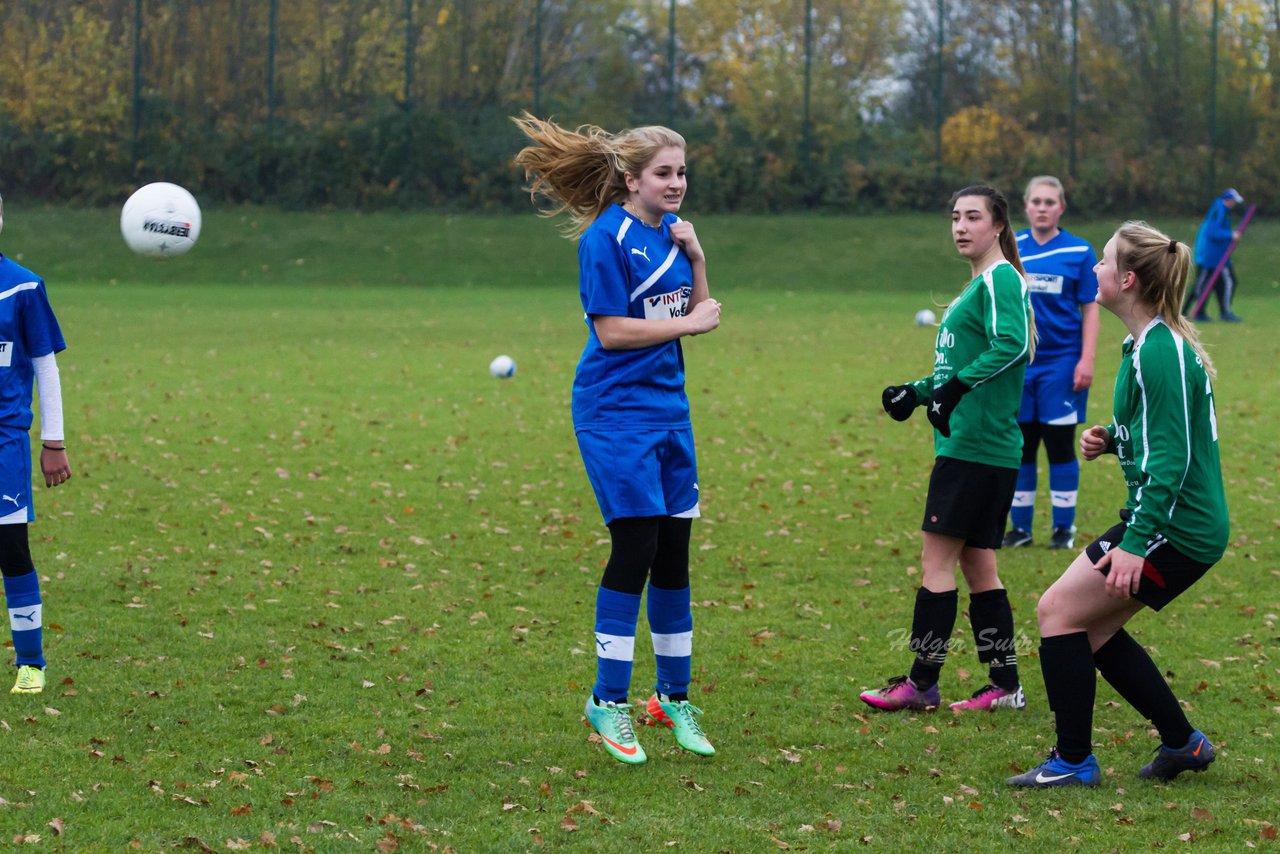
[{"x1": 1114, "y1": 221, "x2": 1213, "y2": 377}]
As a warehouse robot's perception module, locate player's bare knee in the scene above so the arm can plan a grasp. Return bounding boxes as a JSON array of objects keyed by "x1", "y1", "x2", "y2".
[{"x1": 1035, "y1": 588, "x2": 1065, "y2": 631}]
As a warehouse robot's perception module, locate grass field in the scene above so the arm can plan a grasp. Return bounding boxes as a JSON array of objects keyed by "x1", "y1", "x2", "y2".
[{"x1": 0, "y1": 205, "x2": 1276, "y2": 850}]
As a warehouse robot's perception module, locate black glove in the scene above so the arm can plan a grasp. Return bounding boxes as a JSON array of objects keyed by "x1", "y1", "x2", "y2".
[
  {"x1": 882, "y1": 385, "x2": 917, "y2": 421},
  {"x1": 926, "y1": 376, "x2": 971, "y2": 438}
]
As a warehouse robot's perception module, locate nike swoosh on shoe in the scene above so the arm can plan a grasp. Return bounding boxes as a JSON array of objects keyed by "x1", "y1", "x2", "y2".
[{"x1": 603, "y1": 737, "x2": 637, "y2": 756}]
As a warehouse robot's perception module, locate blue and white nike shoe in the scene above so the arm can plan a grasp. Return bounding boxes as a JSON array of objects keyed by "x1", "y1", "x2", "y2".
[{"x1": 1007, "y1": 748, "x2": 1100, "y2": 787}]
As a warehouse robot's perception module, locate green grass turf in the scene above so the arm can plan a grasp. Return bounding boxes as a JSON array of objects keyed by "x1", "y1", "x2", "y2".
[{"x1": 0, "y1": 205, "x2": 1275, "y2": 849}]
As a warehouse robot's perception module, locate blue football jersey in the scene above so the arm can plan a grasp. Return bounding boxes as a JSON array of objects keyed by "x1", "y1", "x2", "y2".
[
  {"x1": 0, "y1": 255, "x2": 66, "y2": 431},
  {"x1": 572, "y1": 204, "x2": 694, "y2": 430},
  {"x1": 1015, "y1": 229, "x2": 1098, "y2": 359}
]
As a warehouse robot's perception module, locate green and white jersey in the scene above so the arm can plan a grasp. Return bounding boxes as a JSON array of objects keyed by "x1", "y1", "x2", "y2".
[
  {"x1": 1105, "y1": 318, "x2": 1228, "y2": 563},
  {"x1": 909, "y1": 260, "x2": 1031, "y2": 469}
]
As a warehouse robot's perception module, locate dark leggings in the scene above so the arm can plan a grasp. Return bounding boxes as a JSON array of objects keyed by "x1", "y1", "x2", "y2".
[
  {"x1": 600, "y1": 516, "x2": 692, "y2": 595},
  {"x1": 1183, "y1": 263, "x2": 1237, "y2": 316},
  {"x1": 0, "y1": 524, "x2": 35, "y2": 577},
  {"x1": 1019, "y1": 422, "x2": 1077, "y2": 466}
]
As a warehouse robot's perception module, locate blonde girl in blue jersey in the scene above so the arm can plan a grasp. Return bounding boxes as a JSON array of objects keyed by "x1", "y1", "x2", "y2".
[
  {"x1": 0, "y1": 192, "x2": 72, "y2": 696},
  {"x1": 513, "y1": 114, "x2": 721, "y2": 765},
  {"x1": 863, "y1": 186, "x2": 1034, "y2": 713},
  {"x1": 1008, "y1": 221, "x2": 1228, "y2": 788},
  {"x1": 1005, "y1": 176, "x2": 1100, "y2": 551}
]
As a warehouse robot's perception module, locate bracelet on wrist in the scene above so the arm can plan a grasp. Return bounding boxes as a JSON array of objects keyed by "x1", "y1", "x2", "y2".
[{"x1": 42, "y1": 443, "x2": 66, "y2": 451}]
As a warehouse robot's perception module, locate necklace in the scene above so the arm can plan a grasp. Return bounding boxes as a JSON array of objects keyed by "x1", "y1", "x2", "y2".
[{"x1": 623, "y1": 202, "x2": 659, "y2": 228}]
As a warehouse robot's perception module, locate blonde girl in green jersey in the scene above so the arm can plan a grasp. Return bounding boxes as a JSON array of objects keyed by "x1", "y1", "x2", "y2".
[
  {"x1": 862, "y1": 186, "x2": 1035, "y2": 713},
  {"x1": 1008, "y1": 221, "x2": 1228, "y2": 788}
]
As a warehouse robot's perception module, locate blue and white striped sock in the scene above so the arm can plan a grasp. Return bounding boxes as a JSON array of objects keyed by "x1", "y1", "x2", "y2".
[
  {"x1": 1010, "y1": 463, "x2": 1037, "y2": 532},
  {"x1": 1049, "y1": 461, "x2": 1080, "y2": 530},
  {"x1": 647, "y1": 585, "x2": 692, "y2": 698},
  {"x1": 593, "y1": 586, "x2": 640, "y2": 703},
  {"x1": 4, "y1": 571, "x2": 44, "y2": 669}
]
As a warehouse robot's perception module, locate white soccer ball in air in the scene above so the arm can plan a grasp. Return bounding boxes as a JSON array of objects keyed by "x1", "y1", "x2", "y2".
[
  {"x1": 120, "y1": 182, "x2": 202, "y2": 258},
  {"x1": 489, "y1": 355, "x2": 516, "y2": 379},
  {"x1": 914, "y1": 309, "x2": 937, "y2": 326}
]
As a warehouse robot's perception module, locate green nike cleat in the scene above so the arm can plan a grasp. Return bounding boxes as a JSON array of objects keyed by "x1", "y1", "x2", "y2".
[
  {"x1": 583, "y1": 696, "x2": 647, "y2": 765},
  {"x1": 644, "y1": 694, "x2": 715, "y2": 756}
]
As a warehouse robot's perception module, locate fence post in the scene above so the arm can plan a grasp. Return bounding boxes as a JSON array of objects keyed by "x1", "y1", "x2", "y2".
[
  {"x1": 1207, "y1": 0, "x2": 1218, "y2": 194},
  {"x1": 267, "y1": 0, "x2": 278, "y2": 134},
  {"x1": 802, "y1": 0, "x2": 812, "y2": 167},
  {"x1": 935, "y1": 0, "x2": 945, "y2": 174},
  {"x1": 132, "y1": 0, "x2": 143, "y2": 173},
  {"x1": 404, "y1": 0, "x2": 415, "y2": 112},
  {"x1": 534, "y1": 0, "x2": 542, "y2": 115},
  {"x1": 666, "y1": 0, "x2": 676, "y2": 126},
  {"x1": 404, "y1": 0, "x2": 416, "y2": 197},
  {"x1": 1068, "y1": 0, "x2": 1078, "y2": 179}
]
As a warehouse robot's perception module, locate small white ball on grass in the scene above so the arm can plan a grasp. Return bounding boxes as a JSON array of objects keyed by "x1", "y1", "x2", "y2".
[
  {"x1": 914, "y1": 309, "x2": 937, "y2": 326},
  {"x1": 489, "y1": 355, "x2": 516, "y2": 379}
]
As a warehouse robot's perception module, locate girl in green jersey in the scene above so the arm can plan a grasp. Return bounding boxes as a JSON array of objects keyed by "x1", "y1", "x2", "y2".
[
  {"x1": 1008, "y1": 221, "x2": 1228, "y2": 788},
  {"x1": 862, "y1": 186, "x2": 1035, "y2": 713}
]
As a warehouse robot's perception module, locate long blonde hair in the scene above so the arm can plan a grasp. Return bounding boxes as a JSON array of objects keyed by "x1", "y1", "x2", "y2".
[
  {"x1": 512, "y1": 112, "x2": 687, "y2": 238},
  {"x1": 1114, "y1": 221, "x2": 1214, "y2": 377}
]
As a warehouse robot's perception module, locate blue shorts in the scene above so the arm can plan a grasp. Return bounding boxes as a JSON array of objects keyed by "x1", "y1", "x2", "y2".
[
  {"x1": 1019, "y1": 354, "x2": 1088, "y2": 426},
  {"x1": 0, "y1": 430, "x2": 34, "y2": 525},
  {"x1": 576, "y1": 427, "x2": 700, "y2": 524}
]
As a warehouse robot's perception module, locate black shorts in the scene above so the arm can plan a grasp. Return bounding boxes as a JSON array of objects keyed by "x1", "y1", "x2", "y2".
[
  {"x1": 1084, "y1": 513, "x2": 1213, "y2": 611},
  {"x1": 921, "y1": 457, "x2": 1018, "y2": 550}
]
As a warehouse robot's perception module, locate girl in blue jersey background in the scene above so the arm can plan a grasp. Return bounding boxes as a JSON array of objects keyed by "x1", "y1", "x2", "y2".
[
  {"x1": 0, "y1": 192, "x2": 72, "y2": 696},
  {"x1": 513, "y1": 114, "x2": 721, "y2": 765},
  {"x1": 1005, "y1": 176, "x2": 1100, "y2": 551}
]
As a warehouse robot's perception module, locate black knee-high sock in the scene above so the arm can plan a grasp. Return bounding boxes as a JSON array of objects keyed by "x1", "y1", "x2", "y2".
[
  {"x1": 1094, "y1": 629, "x2": 1194, "y2": 749},
  {"x1": 969, "y1": 588, "x2": 1020, "y2": 690},
  {"x1": 1040, "y1": 632, "x2": 1096, "y2": 764},
  {"x1": 907, "y1": 588, "x2": 958, "y2": 689}
]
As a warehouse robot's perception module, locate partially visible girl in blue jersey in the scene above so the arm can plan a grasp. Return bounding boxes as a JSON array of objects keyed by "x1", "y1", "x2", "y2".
[
  {"x1": 865, "y1": 185, "x2": 1035, "y2": 714},
  {"x1": 1004, "y1": 176, "x2": 1100, "y2": 552},
  {"x1": 513, "y1": 114, "x2": 721, "y2": 765},
  {"x1": 0, "y1": 191, "x2": 72, "y2": 696},
  {"x1": 1008, "y1": 222, "x2": 1228, "y2": 788}
]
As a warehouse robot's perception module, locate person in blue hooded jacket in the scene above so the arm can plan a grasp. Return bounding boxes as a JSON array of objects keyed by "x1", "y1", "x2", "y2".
[{"x1": 1184, "y1": 188, "x2": 1244, "y2": 322}]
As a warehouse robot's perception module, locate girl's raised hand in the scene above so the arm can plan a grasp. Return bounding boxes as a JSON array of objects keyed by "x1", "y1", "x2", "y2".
[{"x1": 669, "y1": 220, "x2": 704, "y2": 263}]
